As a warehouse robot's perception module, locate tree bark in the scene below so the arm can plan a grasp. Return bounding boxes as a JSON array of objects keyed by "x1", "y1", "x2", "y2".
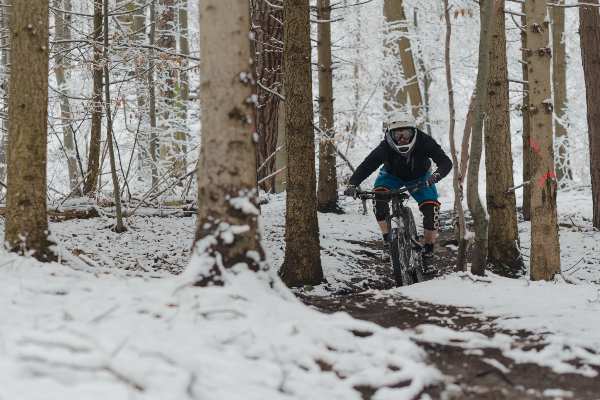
[
  {"x1": 83, "y1": 0, "x2": 104, "y2": 195},
  {"x1": 104, "y1": 0, "x2": 126, "y2": 233},
  {"x1": 174, "y1": 0, "x2": 189, "y2": 179},
  {"x1": 485, "y1": 0, "x2": 523, "y2": 275},
  {"x1": 413, "y1": 6, "x2": 432, "y2": 136},
  {"x1": 467, "y1": 0, "x2": 492, "y2": 276},
  {"x1": 192, "y1": 0, "x2": 266, "y2": 285},
  {"x1": 5, "y1": 0, "x2": 55, "y2": 261},
  {"x1": 521, "y1": 6, "x2": 532, "y2": 221},
  {"x1": 579, "y1": 0, "x2": 600, "y2": 229},
  {"x1": 551, "y1": 0, "x2": 572, "y2": 183},
  {"x1": 279, "y1": 0, "x2": 324, "y2": 286},
  {"x1": 274, "y1": 99, "x2": 286, "y2": 193},
  {"x1": 251, "y1": 0, "x2": 284, "y2": 193},
  {"x1": 53, "y1": 0, "x2": 81, "y2": 195},
  {"x1": 0, "y1": 0, "x2": 10, "y2": 195},
  {"x1": 443, "y1": 0, "x2": 467, "y2": 271},
  {"x1": 157, "y1": 0, "x2": 180, "y2": 176},
  {"x1": 383, "y1": 0, "x2": 423, "y2": 121},
  {"x1": 148, "y1": 0, "x2": 159, "y2": 187},
  {"x1": 525, "y1": 0, "x2": 560, "y2": 280},
  {"x1": 316, "y1": 0, "x2": 339, "y2": 212}
]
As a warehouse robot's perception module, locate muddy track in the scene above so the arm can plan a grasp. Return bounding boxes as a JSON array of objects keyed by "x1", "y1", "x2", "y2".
[{"x1": 301, "y1": 214, "x2": 600, "y2": 399}]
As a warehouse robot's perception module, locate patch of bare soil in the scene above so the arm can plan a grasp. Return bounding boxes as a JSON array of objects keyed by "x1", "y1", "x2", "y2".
[{"x1": 301, "y1": 212, "x2": 600, "y2": 399}]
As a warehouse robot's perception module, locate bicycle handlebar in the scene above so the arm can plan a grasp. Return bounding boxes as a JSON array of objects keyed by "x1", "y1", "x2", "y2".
[{"x1": 354, "y1": 181, "x2": 429, "y2": 201}]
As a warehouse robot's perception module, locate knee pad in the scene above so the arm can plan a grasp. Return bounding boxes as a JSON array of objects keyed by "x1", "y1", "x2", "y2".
[
  {"x1": 420, "y1": 201, "x2": 440, "y2": 230},
  {"x1": 372, "y1": 187, "x2": 390, "y2": 221}
]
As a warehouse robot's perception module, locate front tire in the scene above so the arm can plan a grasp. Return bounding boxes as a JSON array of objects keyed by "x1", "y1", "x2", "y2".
[
  {"x1": 404, "y1": 210, "x2": 424, "y2": 283},
  {"x1": 390, "y1": 227, "x2": 413, "y2": 286}
]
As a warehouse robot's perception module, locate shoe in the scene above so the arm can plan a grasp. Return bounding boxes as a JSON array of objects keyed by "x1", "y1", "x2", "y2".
[
  {"x1": 381, "y1": 239, "x2": 391, "y2": 261},
  {"x1": 421, "y1": 244, "x2": 436, "y2": 274},
  {"x1": 422, "y1": 243, "x2": 434, "y2": 259}
]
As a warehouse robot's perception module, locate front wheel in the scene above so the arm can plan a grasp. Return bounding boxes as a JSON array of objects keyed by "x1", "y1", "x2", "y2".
[
  {"x1": 389, "y1": 210, "x2": 424, "y2": 286},
  {"x1": 389, "y1": 227, "x2": 414, "y2": 286},
  {"x1": 403, "y1": 210, "x2": 424, "y2": 283}
]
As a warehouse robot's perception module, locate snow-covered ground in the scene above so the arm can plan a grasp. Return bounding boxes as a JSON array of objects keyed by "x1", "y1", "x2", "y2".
[{"x1": 0, "y1": 187, "x2": 598, "y2": 398}]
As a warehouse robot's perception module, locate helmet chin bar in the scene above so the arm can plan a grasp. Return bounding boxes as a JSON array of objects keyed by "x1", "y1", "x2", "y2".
[{"x1": 385, "y1": 126, "x2": 417, "y2": 155}]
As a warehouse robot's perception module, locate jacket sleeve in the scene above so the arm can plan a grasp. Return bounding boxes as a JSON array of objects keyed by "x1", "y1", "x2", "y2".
[
  {"x1": 348, "y1": 142, "x2": 386, "y2": 186},
  {"x1": 426, "y1": 136, "x2": 453, "y2": 179}
]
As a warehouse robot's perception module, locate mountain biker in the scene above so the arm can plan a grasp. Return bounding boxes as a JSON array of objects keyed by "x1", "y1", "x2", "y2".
[{"x1": 344, "y1": 114, "x2": 452, "y2": 260}]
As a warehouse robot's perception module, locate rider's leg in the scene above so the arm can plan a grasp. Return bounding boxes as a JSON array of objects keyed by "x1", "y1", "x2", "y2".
[
  {"x1": 419, "y1": 201, "x2": 441, "y2": 257},
  {"x1": 372, "y1": 168, "x2": 402, "y2": 241},
  {"x1": 373, "y1": 187, "x2": 391, "y2": 240}
]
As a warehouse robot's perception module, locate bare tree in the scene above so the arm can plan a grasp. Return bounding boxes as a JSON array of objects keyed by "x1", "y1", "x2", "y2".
[
  {"x1": 525, "y1": 0, "x2": 560, "y2": 280},
  {"x1": 53, "y1": 0, "x2": 81, "y2": 195},
  {"x1": 83, "y1": 0, "x2": 104, "y2": 196},
  {"x1": 521, "y1": 5, "x2": 532, "y2": 221},
  {"x1": 251, "y1": 0, "x2": 284, "y2": 193},
  {"x1": 551, "y1": 0, "x2": 572, "y2": 183},
  {"x1": 148, "y1": 0, "x2": 160, "y2": 187},
  {"x1": 467, "y1": 0, "x2": 493, "y2": 276},
  {"x1": 157, "y1": 0, "x2": 181, "y2": 176},
  {"x1": 5, "y1": 0, "x2": 55, "y2": 261},
  {"x1": 383, "y1": 0, "x2": 423, "y2": 120},
  {"x1": 104, "y1": 0, "x2": 126, "y2": 232},
  {"x1": 192, "y1": 0, "x2": 266, "y2": 285},
  {"x1": 316, "y1": 0, "x2": 339, "y2": 212},
  {"x1": 279, "y1": 0, "x2": 324, "y2": 286},
  {"x1": 442, "y1": 0, "x2": 467, "y2": 270},
  {"x1": 0, "y1": 0, "x2": 10, "y2": 194},
  {"x1": 485, "y1": 0, "x2": 522, "y2": 275},
  {"x1": 174, "y1": 0, "x2": 190, "y2": 179},
  {"x1": 579, "y1": 0, "x2": 600, "y2": 229}
]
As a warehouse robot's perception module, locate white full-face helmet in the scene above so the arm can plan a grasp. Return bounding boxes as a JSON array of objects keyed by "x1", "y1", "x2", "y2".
[{"x1": 384, "y1": 114, "x2": 418, "y2": 155}]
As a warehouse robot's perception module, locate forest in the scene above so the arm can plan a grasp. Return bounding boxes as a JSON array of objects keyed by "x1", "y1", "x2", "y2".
[{"x1": 0, "y1": 0, "x2": 599, "y2": 399}]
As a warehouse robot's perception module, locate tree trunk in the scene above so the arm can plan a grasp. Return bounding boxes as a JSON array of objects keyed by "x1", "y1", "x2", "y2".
[
  {"x1": 5, "y1": 0, "x2": 55, "y2": 261},
  {"x1": 460, "y1": 90, "x2": 475, "y2": 186},
  {"x1": 522, "y1": 6, "x2": 532, "y2": 221},
  {"x1": 157, "y1": 0, "x2": 179, "y2": 176},
  {"x1": 274, "y1": 99, "x2": 286, "y2": 193},
  {"x1": 316, "y1": 0, "x2": 339, "y2": 212},
  {"x1": 413, "y1": 6, "x2": 432, "y2": 136},
  {"x1": 485, "y1": 0, "x2": 522, "y2": 275},
  {"x1": 53, "y1": 0, "x2": 81, "y2": 195},
  {"x1": 83, "y1": 0, "x2": 104, "y2": 195},
  {"x1": 551, "y1": 1, "x2": 572, "y2": 183},
  {"x1": 579, "y1": 1, "x2": 600, "y2": 229},
  {"x1": 443, "y1": 0, "x2": 467, "y2": 271},
  {"x1": 104, "y1": 0, "x2": 126, "y2": 233},
  {"x1": 279, "y1": 0, "x2": 324, "y2": 286},
  {"x1": 174, "y1": 0, "x2": 189, "y2": 179},
  {"x1": 467, "y1": 0, "x2": 493, "y2": 276},
  {"x1": 251, "y1": 0, "x2": 284, "y2": 193},
  {"x1": 383, "y1": 0, "x2": 422, "y2": 121},
  {"x1": 192, "y1": 0, "x2": 265, "y2": 285},
  {"x1": 132, "y1": 0, "x2": 150, "y2": 179},
  {"x1": 525, "y1": 0, "x2": 560, "y2": 280},
  {"x1": 0, "y1": 0, "x2": 10, "y2": 195},
  {"x1": 148, "y1": 0, "x2": 159, "y2": 187}
]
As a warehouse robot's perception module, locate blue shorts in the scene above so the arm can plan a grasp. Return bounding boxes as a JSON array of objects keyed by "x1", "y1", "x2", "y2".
[{"x1": 373, "y1": 168, "x2": 439, "y2": 206}]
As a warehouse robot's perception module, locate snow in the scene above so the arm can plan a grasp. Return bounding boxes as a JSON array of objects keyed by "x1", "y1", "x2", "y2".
[{"x1": 0, "y1": 212, "x2": 440, "y2": 399}]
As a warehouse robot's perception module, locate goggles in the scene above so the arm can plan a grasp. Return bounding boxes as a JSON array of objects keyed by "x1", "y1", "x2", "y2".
[{"x1": 391, "y1": 128, "x2": 413, "y2": 142}]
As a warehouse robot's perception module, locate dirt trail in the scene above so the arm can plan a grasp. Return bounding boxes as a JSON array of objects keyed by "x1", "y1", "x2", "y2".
[{"x1": 301, "y1": 215, "x2": 600, "y2": 399}]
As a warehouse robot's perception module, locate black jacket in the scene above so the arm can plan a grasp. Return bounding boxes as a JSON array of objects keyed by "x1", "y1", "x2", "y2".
[{"x1": 348, "y1": 130, "x2": 453, "y2": 186}]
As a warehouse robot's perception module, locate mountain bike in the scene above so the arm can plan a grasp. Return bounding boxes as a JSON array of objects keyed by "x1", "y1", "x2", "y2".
[{"x1": 355, "y1": 184, "x2": 425, "y2": 286}]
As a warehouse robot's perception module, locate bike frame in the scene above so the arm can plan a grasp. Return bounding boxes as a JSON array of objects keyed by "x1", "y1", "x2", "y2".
[{"x1": 355, "y1": 182, "x2": 427, "y2": 286}]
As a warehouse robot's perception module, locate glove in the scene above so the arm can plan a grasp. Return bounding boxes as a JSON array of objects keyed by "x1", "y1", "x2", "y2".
[
  {"x1": 344, "y1": 185, "x2": 359, "y2": 198},
  {"x1": 426, "y1": 172, "x2": 441, "y2": 187}
]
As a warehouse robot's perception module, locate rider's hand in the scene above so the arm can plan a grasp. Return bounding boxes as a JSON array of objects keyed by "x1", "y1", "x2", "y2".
[
  {"x1": 344, "y1": 185, "x2": 359, "y2": 198},
  {"x1": 426, "y1": 172, "x2": 441, "y2": 187}
]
